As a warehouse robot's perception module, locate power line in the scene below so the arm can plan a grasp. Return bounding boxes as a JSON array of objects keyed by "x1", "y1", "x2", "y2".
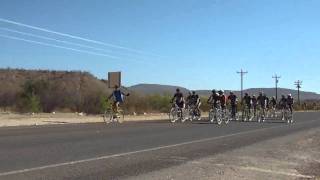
[
  {"x1": 237, "y1": 69, "x2": 248, "y2": 101},
  {"x1": 272, "y1": 74, "x2": 281, "y2": 101},
  {"x1": 294, "y1": 80, "x2": 302, "y2": 104},
  {"x1": 0, "y1": 17, "x2": 163, "y2": 58}
]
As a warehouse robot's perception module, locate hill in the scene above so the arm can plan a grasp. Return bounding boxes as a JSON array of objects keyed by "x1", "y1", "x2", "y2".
[
  {"x1": 0, "y1": 68, "x2": 111, "y2": 113},
  {"x1": 129, "y1": 84, "x2": 320, "y2": 100}
]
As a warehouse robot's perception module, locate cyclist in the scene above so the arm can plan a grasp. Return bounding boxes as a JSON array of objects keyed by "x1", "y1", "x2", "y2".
[
  {"x1": 108, "y1": 85, "x2": 130, "y2": 117},
  {"x1": 186, "y1": 91, "x2": 192, "y2": 108},
  {"x1": 287, "y1": 94, "x2": 294, "y2": 114},
  {"x1": 207, "y1": 89, "x2": 219, "y2": 108},
  {"x1": 228, "y1": 91, "x2": 238, "y2": 119},
  {"x1": 189, "y1": 91, "x2": 201, "y2": 117},
  {"x1": 252, "y1": 95, "x2": 258, "y2": 116},
  {"x1": 218, "y1": 90, "x2": 227, "y2": 110},
  {"x1": 257, "y1": 92, "x2": 267, "y2": 120},
  {"x1": 268, "y1": 96, "x2": 277, "y2": 118},
  {"x1": 270, "y1": 96, "x2": 277, "y2": 109},
  {"x1": 279, "y1": 95, "x2": 288, "y2": 120},
  {"x1": 243, "y1": 93, "x2": 252, "y2": 114},
  {"x1": 171, "y1": 88, "x2": 185, "y2": 110}
]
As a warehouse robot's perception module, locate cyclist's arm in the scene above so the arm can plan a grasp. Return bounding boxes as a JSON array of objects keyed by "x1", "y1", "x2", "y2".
[{"x1": 108, "y1": 93, "x2": 113, "y2": 100}]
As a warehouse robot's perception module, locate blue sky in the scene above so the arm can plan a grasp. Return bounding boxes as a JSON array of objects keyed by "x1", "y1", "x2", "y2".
[{"x1": 0, "y1": 0, "x2": 319, "y2": 92}]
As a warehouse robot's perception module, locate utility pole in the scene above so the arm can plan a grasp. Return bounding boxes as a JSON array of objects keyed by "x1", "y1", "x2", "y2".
[
  {"x1": 237, "y1": 69, "x2": 248, "y2": 101},
  {"x1": 272, "y1": 74, "x2": 281, "y2": 101},
  {"x1": 294, "y1": 80, "x2": 302, "y2": 105}
]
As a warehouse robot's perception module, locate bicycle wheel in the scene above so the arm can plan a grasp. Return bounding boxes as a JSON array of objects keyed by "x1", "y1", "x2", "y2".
[
  {"x1": 216, "y1": 110, "x2": 223, "y2": 125},
  {"x1": 116, "y1": 109, "x2": 125, "y2": 123},
  {"x1": 169, "y1": 108, "x2": 178, "y2": 123},
  {"x1": 103, "y1": 109, "x2": 113, "y2": 124},
  {"x1": 209, "y1": 109, "x2": 214, "y2": 123}
]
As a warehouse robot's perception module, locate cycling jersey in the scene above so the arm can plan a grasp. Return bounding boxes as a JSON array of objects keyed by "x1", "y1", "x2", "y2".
[
  {"x1": 252, "y1": 97, "x2": 258, "y2": 107},
  {"x1": 189, "y1": 94, "x2": 199, "y2": 105},
  {"x1": 173, "y1": 92, "x2": 184, "y2": 103},
  {"x1": 243, "y1": 95, "x2": 251, "y2": 106},
  {"x1": 219, "y1": 95, "x2": 226, "y2": 107},
  {"x1": 257, "y1": 95, "x2": 266, "y2": 107},
  {"x1": 112, "y1": 90, "x2": 125, "y2": 103},
  {"x1": 208, "y1": 93, "x2": 219, "y2": 107},
  {"x1": 228, "y1": 94, "x2": 237, "y2": 105},
  {"x1": 287, "y1": 97, "x2": 294, "y2": 105},
  {"x1": 270, "y1": 99, "x2": 277, "y2": 107},
  {"x1": 279, "y1": 98, "x2": 287, "y2": 108}
]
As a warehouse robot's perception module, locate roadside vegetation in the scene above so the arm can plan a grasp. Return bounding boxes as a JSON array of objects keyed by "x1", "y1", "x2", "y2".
[{"x1": 0, "y1": 68, "x2": 320, "y2": 114}]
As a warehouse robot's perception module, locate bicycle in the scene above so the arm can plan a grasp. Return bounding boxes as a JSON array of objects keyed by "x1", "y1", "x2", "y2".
[
  {"x1": 208, "y1": 103, "x2": 223, "y2": 125},
  {"x1": 280, "y1": 107, "x2": 293, "y2": 123},
  {"x1": 256, "y1": 106, "x2": 266, "y2": 123},
  {"x1": 169, "y1": 103, "x2": 186, "y2": 123},
  {"x1": 186, "y1": 104, "x2": 201, "y2": 121},
  {"x1": 227, "y1": 105, "x2": 238, "y2": 122},
  {"x1": 242, "y1": 104, "x2": 253, "y2": 122},
  {"x1": 103, "y1": 103, "x2": 124, "y2": 124}
]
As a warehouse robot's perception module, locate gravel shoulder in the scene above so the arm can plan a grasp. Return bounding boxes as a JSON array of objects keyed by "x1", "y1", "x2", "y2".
[
  {"x1": 0, "y1": 113, "x2": 169, "y2": 127},
  {"x1": 126, "y1": 127, "x2": 320, "y2": 180}
]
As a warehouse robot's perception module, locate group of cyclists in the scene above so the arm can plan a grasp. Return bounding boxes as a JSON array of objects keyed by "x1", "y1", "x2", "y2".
[
  {"x1": 170, "y1": 88, "x2": 294, "y2": 123},
  {"x1": 106, "y1": 85, "x2": 294, "y2": 123}
]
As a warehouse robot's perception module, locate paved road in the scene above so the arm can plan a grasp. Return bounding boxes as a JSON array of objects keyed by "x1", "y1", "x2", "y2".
[{"x1": 0, "y1": 112, "x2": 319, "y2": 180}]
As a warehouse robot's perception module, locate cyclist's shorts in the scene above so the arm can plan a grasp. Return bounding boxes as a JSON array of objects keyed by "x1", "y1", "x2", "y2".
[{"x1": 176, "y1": 101, "x2": 184, "y2": 108}]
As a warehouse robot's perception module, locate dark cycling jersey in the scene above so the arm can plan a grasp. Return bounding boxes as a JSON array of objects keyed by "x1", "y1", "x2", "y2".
[
  {"x1": 189, "y1": 94, "x2": 199, "y2": 105},
  {"x1": 252, "y1": 97, "x2": 258, "y2": 107},
  {"x1": 287, "y1": 97, "x2": 294, "y2": 105},
  {"x1": 270, "y1": 99, "x2": 277, "y2": 107},
  {"x1": 112, "y1": 90, "x2": 124, "y2": 103},
  {"x1": 243, "y1": 95, "x2": 251, "y2": 107},
  {"x1": 228, "y1": 94, "x2": 237, "y2": 105},
  {"x1": 173, "y1": 92, "x2": 184, "y2": 103},
  {"x1": 279, "y1": 98, "x2": 287, "y2": 108},
  {"x1": 257, "y1": 95, "x2": 266, "y2": 107}
]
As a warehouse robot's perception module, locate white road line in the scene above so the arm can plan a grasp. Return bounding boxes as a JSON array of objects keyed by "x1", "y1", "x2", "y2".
[
  {"x1": 214, "y1": 164, "x2": 314, "y2": 179},
  {"x1": 0, "y1": 119, "x2": 318, "y2": 177},
  {"x1": 240, "y1": 166, "x2": 314, "y2": 179}
]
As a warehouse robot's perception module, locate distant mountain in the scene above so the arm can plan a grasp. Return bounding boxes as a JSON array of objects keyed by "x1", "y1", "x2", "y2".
[{"x1": 129, "y1": 84, "x2": 320, "y2": 100}]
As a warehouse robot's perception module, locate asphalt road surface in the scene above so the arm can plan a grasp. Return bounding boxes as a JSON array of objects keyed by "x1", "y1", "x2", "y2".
[{"x1": 0, "y1": 112, "x2": 319, "y2": 180}]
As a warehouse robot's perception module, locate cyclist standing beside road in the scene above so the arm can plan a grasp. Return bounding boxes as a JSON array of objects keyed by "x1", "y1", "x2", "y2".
[
  {"x1": 108, "y1": 85, "x2": 130, "y2": 117},
  {"x1": 228, "y1": 91, "x2": 238, "y2": 119},
  {"x1": 171, "y1": 88, "x2": 185, "y2": 109}
]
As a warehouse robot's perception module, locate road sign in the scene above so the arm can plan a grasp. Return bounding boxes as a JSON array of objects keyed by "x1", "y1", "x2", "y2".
[{"x1": 108, "y1": 72, "x2": 121, "y2": 88}]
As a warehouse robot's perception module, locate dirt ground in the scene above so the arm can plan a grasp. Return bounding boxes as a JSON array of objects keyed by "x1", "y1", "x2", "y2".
[
  {"x1": 0, "y1": 112, "x2": 170, "y2": 127},
  {"x1": 127, "y1": 128, "x2": 320, "y2": 180}
]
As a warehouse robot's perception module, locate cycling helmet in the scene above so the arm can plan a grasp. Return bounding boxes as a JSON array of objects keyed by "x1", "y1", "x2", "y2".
[
  {"x1": 245, "y1": 93, "x2": 248, "y2": 96},
  {"x1": 176, "y1": 88, "x2": 180, "y2": 92},
  {"x1": 288, "y1": 94, "x2": 292, "y2": 97},
  {"x1": 229, "y1": 91, "x2": 234, "y2": 95},
  {"x1": 259, "y1": 91, "x2": 263, "y2": 95},
  {"x1": 192, "y1": 91, "x2": 196, "y2": 95},
  {"x1": 218, "y1": 90, "x2": 223, "y2": 94},
  {"x1": 252, "y1": 95, "x2": 256, "y2": 97},
  {"x1": 212, "y1": 89, "x2": 216, "y2": 93}
]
